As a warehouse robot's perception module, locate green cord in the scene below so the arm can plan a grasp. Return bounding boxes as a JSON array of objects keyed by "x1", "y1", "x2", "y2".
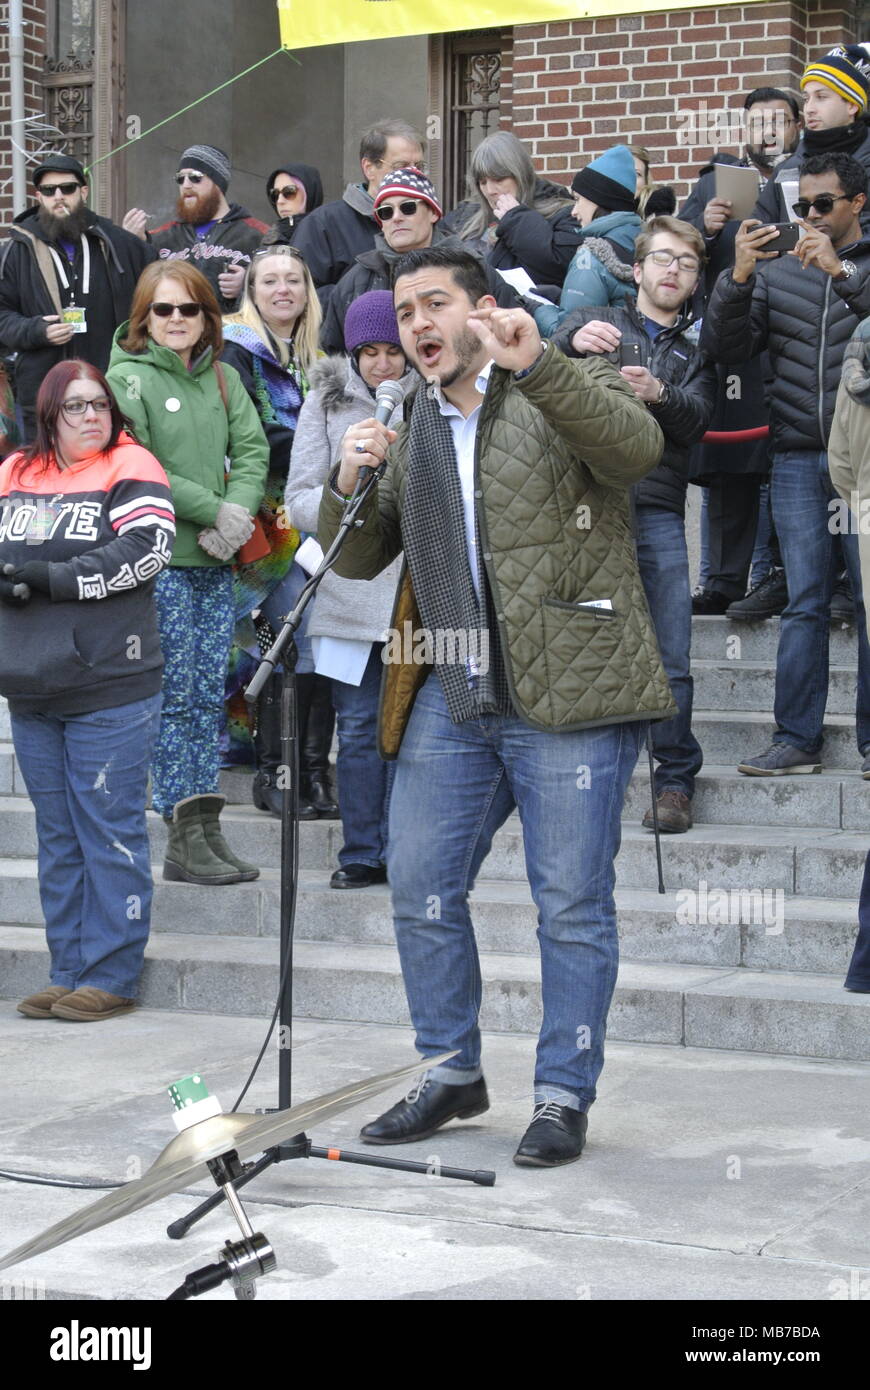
[{"x1": 85, "y1": 45, "x2": 300, "y2": 175}]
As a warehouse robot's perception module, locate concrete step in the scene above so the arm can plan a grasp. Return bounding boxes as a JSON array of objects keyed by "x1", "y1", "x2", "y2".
[
  {"x1": 2, "y1": 926, "x2": 867, "y2": 1060},
  {"x1": 0, "y1": 797, "x2": 866, "y2": 897},
  {"x1": 692, "y1": 661, "x2": 858, "y2": 717},
  {"x1": 624, "y1": 764, "x2": 870, "y2": 830},
  {"x1": 689, "y1": 614, "x2": 858, "y2": 665},
  {"x1": 691, "y1": 710, "x2": 861, "y2": 770},
  {"x1": 1, "y1": 862, "x2": 859, "y2": 975}
]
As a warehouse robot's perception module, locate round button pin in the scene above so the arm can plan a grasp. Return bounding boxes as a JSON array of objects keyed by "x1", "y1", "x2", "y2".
[{"x1": 165, "y1": 397, "x2": 181, "y2": 413}]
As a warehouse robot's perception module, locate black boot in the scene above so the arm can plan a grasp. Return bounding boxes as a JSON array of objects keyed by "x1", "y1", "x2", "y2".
[
  {"x1": 252, "y1": 672, "x2": 316, "y2": 820},
  {"x1": 299, "y1": 673, "x2": 339, "y2": 818}
]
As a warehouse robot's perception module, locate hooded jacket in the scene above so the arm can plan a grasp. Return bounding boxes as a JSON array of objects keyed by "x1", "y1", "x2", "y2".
[
  {"x1": 318, "y1": 344, "x2": 674, "y2": 757},
  {"x1": 106, "y1": 327, "x2": 269, "y2": 566},
  {"x1": 0, "y1": 206, "x2": 155, "y2": 435},
  {"x1": 285, "y1": 354, "x2": 414, "y2": 642},
  {"x1": 701, "y1": 233, "x2": 870, "y2": 451},
  {"x1": 261, "y1": 162, "x2": 324, "y2": 246},
  {"x1": 319, "y1": 225, "x2": 523, "y2": 354},
  {"x1": 534, "y1": 211, "x2": 643, "y2": 337},
  {"x1": 148, "y1": 203, "x2": 269, "y2": 312},
  {"x1": 552, "y1": 298, "x2": 717, "y2": 515},
  {"x1": 289, "y1": 183, "x2": 379, "y2": 308}
]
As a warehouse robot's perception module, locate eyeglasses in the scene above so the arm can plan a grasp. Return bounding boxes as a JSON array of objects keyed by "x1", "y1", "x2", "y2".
[
  {"x1": 149, "y1": 301, "x2": 203, "y2": 318},
  {"x1": 174, "y1": 172, "x2": 206, "y2": 186},
  {"x1": 792, "y1": 194, "x2": 852, "y2": 218},
  {"x1": 378, "y1": 200, "x2": 422, "y2": 221},
  {"x1": 642, "y1": 249, "x2": 702, "y2": 273},
  {"x1": 253, "y1": 246, "x2": 306, "y2": 261},
  {"x1": 376, "y1": 159, "x2": 427, "y2": 175},
  {"x1": 269, "y1": 184, "x2": 303, "y2": 204},
  {"x1": 60, "y1": 397, "x2": 112, "y2": 418},
  {"x1": 38, "y1": 181, "x2": 81, "y2": 197}
]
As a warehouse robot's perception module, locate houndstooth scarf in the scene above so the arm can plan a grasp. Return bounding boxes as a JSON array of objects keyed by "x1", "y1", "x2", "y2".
[{"x1": 402, "y1": 384, "x2": 511, "y2": 723}]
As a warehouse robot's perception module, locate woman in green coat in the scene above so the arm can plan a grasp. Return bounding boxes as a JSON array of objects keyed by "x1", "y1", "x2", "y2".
[{"x1": 107, "y1": 261, "x2": 268, "y2": 886}]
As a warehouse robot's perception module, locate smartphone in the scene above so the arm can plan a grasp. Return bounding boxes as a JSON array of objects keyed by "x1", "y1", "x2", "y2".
[
  {"x1": 619, "y1": 342, "x2": 643, "y2": 369},
  {"x1": 765, "y1": 223, "x2": 800, "y2": 253}
]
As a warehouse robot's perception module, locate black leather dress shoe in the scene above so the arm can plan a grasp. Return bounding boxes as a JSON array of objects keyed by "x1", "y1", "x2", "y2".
[
  {"x1": 513, "y1": 1101, "x2": 588, "y2": 1167},
  {"x1": 330, "y1": 864, "x2": 387, "y2": 889},
  {"x1": 360, "y1": 1076, "x2": 489, "y2": 1145}
]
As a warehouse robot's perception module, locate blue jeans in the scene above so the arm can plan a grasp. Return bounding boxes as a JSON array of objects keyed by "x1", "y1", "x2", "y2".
[
  {"x1": 331, "y1": 642, "x2": 393, "y2": 868},
  {"x1": 387, "y1": 674, "x2": 646, "y2": 1111},
  {"x1": 260, "y1": 561, "x2": 314, "y2": 675},
  {"x1": 11, "y1": 693, "x2": 162, "y2": 998},
  {"x1": 751, "y1": 481, "x2": 776, "y2": 588},
  {"x1": 848, "y1": 850, "x2": 870, "y2": 990},
  {"x1": 771, "y1": 451, "x2": 870, "y2": 754},
  {"x1": 635, "y1": 505, "x2": 703, "y2": 798}
]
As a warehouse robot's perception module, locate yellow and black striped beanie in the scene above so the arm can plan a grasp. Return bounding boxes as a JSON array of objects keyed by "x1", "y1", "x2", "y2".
[{"x1": 801, "y1": 44, "x2": 870, "y2": 114}]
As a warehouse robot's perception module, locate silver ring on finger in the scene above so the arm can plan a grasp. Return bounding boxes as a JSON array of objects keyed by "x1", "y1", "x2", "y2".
[{"x1": 355, "y1": 441, "x2": 367, "y2": 454}]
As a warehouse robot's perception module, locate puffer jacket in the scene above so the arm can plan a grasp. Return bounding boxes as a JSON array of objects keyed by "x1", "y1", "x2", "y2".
[
  {"x1": 553, "y1": 298, "x2": 717, "y2": 516},
  {"x1": 535, "y1": 211, "x2": 642, "y2": 337},
  {"x1": 106, "y1": 327, "x2": 269, "y2": 565},
  {"x1": 318, "y1": 344, "x2": 674, "y2": 757},
  {"x1": 285, "y1": 355, "x2": 414, "y2": 642},
  {"x1": 701, "y1": 235, "x2": 870, "y2": 451}
]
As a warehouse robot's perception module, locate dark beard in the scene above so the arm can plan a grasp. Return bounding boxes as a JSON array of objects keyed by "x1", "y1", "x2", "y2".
[
  {"x1": 37, "y1": 202, "x2": 90, "y2": 243},
  {"x1": 176, "y1": 185, "x2": 223, "y2": 225},
  {"x1": 436, "y1": 326, "x2": 486, "y2": 390}
]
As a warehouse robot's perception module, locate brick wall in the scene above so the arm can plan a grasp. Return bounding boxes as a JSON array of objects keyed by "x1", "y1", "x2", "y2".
[
  {"x1": 0, "y1": 2, "x2": 50, "y2": 228},
  {"x1": 510, "y1": 3, "x2": 857, "y2": 201}
]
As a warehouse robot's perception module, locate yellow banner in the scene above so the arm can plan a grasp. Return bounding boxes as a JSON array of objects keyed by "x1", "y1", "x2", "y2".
[{"x1": 278, "y1": 0, "x2": 755, "y2": 49}]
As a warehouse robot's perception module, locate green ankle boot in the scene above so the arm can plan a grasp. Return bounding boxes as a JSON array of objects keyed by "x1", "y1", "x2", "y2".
[
  {"x1": 163, "y1": 796, "x2": 246, "y2": 885},
  {"x1": 198, "y1": 794, "x2": 260, "y2": 882}
]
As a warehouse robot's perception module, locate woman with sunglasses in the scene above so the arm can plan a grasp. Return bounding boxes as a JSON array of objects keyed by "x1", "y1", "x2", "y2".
[
  {"x1": 0, "y1": 360, "x2": 174, "y2": 1021},
  {"x1": 221, "y1": 247, "x2": 337, "y2": 819},
  {"x1": 260, "y1": 164, "x2": 323, "y2": 246},
  {"x1": 106, "y1": 261, "x2": 269, "y2": 885}
]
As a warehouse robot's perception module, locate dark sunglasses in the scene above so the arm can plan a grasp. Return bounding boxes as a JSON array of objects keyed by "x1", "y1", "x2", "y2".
[
  {"x1": 174, "y1": 172, "x2": 205, "y2": 186},
  {"x1": 149, "y1": 301, "x2": 203, "y2": 318},
  {"x1": 378, "y1": 200, "x2": 422, "y2": 221},
  {"x1": 792, "y1": 194, "x2": 852, "y2": 218},
  {"x1": 38, "y1": 181, "x2": 81, "y2": 197},
  {"x1": 269, "y1": 184, "x2": 303, "y2": 204}
]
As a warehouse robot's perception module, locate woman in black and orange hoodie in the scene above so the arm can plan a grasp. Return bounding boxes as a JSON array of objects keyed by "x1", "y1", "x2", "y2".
[{"x1": 0, "y1": 360, "x2": 175, "y2": 1022}]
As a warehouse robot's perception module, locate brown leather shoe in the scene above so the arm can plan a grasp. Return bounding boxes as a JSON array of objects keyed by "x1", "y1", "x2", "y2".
[
  {"x1": 50, "y1": 987, "x2": 137, "y2": 1021},
  {"x1": 17, "y1": 985, "x2": 73, "y2": 1019},
  {"x1": 642, "y1": 789, "x2": 693, "y2": 834}
]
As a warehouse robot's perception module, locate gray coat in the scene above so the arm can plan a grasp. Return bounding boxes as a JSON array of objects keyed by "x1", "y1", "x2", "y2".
[{"x1": 284, "y1": 355, "x2": 414, "y2": 642}]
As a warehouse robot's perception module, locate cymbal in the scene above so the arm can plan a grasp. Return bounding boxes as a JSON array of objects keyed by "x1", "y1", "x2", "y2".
[{"x1": 0, "y1": 1052, "x2": 454, "y2": 1273}]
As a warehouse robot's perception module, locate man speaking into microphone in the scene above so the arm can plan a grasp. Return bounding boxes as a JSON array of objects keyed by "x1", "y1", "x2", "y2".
[{"x1": 319, "y1": 246, "x2": 674, "y2": 1166}]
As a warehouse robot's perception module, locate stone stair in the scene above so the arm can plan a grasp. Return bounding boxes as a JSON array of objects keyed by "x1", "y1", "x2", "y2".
[{"x1": 1, "y1": 614, "x2": 868, "y2": 1059}]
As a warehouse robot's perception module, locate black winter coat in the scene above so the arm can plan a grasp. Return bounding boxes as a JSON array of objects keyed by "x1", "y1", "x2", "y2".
[
  {"x1": 700, "y1": 235, "x2": 870, "y2": 451},
  {"x1": 290, "y1": 186, "x2": 379, "y2": 309},
  {"x1": 0, "y1": 207, "x2": 155, "y2": 437},
  {"x1": 319, "y1": 228, "x2": 524, "y2": 355},
  {"x1": 443, "y1": 179, "x2": 579, "y2": 287},
  {"x1": 553, "y1": 298, "x2": 717, "y2": 515},
  {"x1": 680, "y1": 155, "x2": 772, "y2": 478}
]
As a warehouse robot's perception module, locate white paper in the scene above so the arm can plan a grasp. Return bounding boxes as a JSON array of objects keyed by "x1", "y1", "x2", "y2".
[
  {"x1": 496, "y1": 267, "x2": 553, "y2": 306},
  {"x1": 311, "y1": 636, "x2": 371, "y2": 686},
  {"x1": 294, "y1": 535, "x2": 325, "y2": 575}
]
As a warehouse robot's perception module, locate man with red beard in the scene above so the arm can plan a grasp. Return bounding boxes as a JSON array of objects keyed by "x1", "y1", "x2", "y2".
[
  {"x1": 0, "y1": 155, "x2": 154, "y2": 441},
  {"x1": 123, "y1": 145, "x2": 268, "y2": 312}
]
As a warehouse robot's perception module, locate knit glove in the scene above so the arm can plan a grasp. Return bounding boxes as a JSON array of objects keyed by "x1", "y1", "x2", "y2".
[
  {"x1": 214, "y1": 502, "x2": 255, "y2": 550},
  {"x1": 197, "y1": 527, "x2": 236, "y2": 562},
  {"x1": 0, "y1": 563, "x2": 31, "y2": 606},
  {"x1": 10, "y1": 560, "x2": 50, "y2": 594}
]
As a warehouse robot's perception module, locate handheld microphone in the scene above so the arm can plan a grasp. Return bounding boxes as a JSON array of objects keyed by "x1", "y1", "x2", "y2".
[{"x1": 358, "y1": 379, "x2": 405, "y2": 483}]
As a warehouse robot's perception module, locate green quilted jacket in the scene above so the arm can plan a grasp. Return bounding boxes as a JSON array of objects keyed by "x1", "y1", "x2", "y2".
[{"x1": 319, "y1": 343, "x2": 677, "y2": 758}]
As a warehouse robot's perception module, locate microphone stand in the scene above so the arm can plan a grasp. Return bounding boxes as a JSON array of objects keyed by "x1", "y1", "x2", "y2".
[{"x1": 168, "y1": 468, "x2": 495, "y2": 1240}]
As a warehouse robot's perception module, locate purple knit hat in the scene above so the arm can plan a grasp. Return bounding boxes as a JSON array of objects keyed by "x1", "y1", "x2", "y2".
[{"x1": 344, "y1": 290, "x2": 402, "y2": 355}]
